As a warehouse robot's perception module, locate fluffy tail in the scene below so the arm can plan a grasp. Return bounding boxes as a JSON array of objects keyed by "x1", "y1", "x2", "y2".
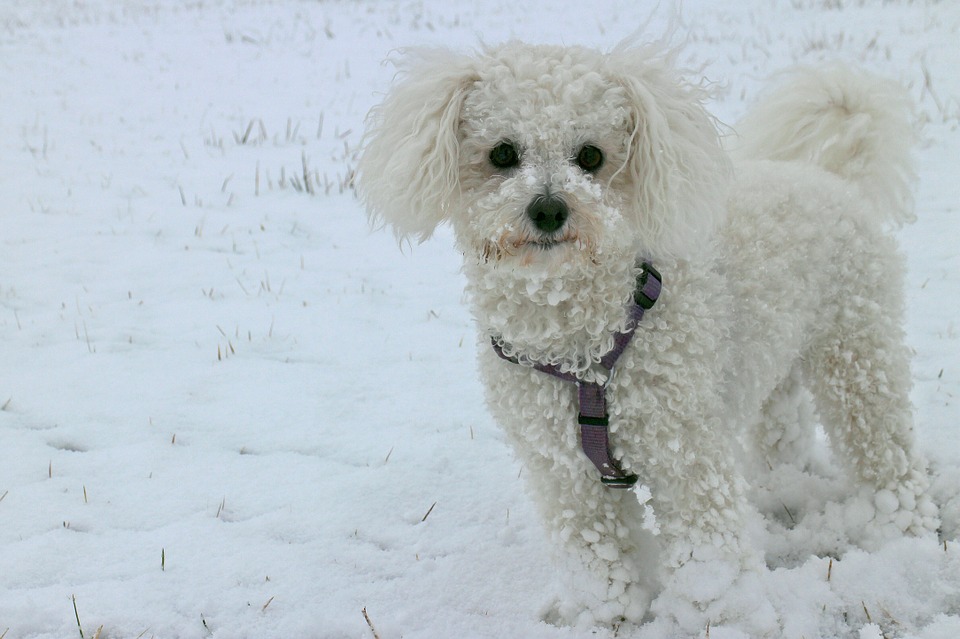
[{"x1": 732, "y1": 64, "x2": 917, "y2": 225}]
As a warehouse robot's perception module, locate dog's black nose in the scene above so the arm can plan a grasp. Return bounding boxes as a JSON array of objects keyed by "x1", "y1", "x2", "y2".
[{"x1": 526, "y1": 195, "x2": 568, "y2": 234}]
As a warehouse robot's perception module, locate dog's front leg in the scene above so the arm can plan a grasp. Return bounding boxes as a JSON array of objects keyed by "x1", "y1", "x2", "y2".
[
  {"x1": 642, "y1": 443, "x2": 771, "y2": 635},
  {"x1": 480, "y1": 353, "x2": 653, "y2": 627},
  {"x1": 614, "y1": 365, "x2": 777, "y2": 635},
  {"x1": 591, "y1": 275, "x2": 771, "y2": 632},
  {"x1": 518, "y1": 444, "x2": 656, "y2": 627}
]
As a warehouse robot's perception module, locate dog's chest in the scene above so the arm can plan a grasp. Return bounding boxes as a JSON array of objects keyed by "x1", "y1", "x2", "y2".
[{"x1": 464, "y1": 260, "x2": 637, "y2": 373}]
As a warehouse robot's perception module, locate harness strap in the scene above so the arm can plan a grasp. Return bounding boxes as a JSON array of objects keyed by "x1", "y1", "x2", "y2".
[{"x1": 491, "y1": 262, "x2": 661, "y2": 488}]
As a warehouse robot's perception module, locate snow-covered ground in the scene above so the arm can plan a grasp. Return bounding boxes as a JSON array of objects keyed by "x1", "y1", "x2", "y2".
[{"x1": 1, "y1": 1, "x2": 958, "y2": 637}]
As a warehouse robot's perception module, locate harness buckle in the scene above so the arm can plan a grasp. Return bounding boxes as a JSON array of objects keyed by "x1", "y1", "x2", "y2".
[
  {"x1": 577, "y1": 413, "x2": 609, "y2": 426},
  {"x1": 635, "y1": 262, "x2": 662, "y2": 310},
  {"x1": 601, "y1": 473, "x2": 639, "y2": 488}
]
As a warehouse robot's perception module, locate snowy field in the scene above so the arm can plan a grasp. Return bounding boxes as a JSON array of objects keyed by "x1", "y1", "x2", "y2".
[{"x1": 1, "y1": 1, "x2": 959, "y2": 637}]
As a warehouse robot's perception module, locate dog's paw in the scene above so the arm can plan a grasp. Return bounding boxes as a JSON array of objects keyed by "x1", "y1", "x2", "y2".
[
  {"x1": 540, "y1": 580, "x2": 651, "y2": 629},
  {"x1": 840, "y1": 471, "x2": 940, "y2": 550},
  {"x1": 652, "y1": 558, "x2": 779, "y2": 637},
  {"x1": 929, "y1": 461, "x2": 960, "y2": 541}
]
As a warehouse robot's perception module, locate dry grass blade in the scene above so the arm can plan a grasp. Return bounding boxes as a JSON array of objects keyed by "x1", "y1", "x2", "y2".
[
  {"x1": 237, "y1": 119, "x2": 255, "y2": 145},
  {"x1": 72, "y1": 595, "x2": 84, "y2": 639},
  {"x1": 362, "y1": 607, "x2": 381, "y2": 639},
  {"x1": 301, "y1": 151, "x2": 314, "y2": 195},
  {"x1": 421, "y1": 501, "x2": 437, "y2": 522},
  {"x1": 781, "y1": 501, "x2": 796, "y2": 525},
  {"x1": 920, "y1": 57, "x2": 945, "y2": 117}
]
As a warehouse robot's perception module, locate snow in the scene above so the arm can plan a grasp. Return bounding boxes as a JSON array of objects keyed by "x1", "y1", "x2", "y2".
[{"x1": 1, "y1": 1, "x2": 958, "y2": 637}]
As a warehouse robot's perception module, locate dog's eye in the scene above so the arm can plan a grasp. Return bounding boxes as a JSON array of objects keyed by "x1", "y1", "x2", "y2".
[
  {"x1": 576, "y1": 145, "x2": 604, "y2": 172},
  {"x1": 489, "y1": 142, "x2": 520, "y2": 170}
]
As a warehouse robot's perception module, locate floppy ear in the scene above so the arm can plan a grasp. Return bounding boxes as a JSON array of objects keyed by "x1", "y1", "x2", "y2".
[
  {"x1": 605, "y1": 41, "x2": 731, "y2": 259},
  {"x1": 358, "y1": 49, "x2": 478, "y2": 243}
]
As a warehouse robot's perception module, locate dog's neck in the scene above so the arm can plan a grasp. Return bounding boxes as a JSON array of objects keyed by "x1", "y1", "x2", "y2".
[{"x1": 464, "y1": 251, "x2": 640, "y2": 374}]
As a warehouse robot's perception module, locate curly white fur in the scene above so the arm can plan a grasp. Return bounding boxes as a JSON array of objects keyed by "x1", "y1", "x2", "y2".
[
  {"x1": 730, "y1": 64, "x2": 917, "y2": 225},
  {"x1": 358, "y1": 40, "x2": 939, "y2": 633}
]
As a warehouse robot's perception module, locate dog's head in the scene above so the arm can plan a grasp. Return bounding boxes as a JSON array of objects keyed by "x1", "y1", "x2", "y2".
[{"x1": 359, "y1": 41, "x2": 730, "y2": 268}]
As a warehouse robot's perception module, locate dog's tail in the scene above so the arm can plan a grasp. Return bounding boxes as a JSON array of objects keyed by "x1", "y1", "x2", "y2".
[{"x1": 731, "y1": 64, "x2": 916, "y2": 225}]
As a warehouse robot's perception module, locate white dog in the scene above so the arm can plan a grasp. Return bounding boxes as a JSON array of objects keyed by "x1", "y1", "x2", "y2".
[{"x1": 358, "y1": 39, "x2": 939, "y2": 632}]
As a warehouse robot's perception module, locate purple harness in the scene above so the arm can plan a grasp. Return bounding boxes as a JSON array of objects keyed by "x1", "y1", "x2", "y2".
[{"x1": 491, "y1": 262, "x2": 662, "y2": 488}]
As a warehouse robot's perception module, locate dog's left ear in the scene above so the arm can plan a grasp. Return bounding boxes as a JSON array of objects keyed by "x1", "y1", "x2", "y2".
[
  {"x1": 605, "y1": 42, "x2": 731, "y2": 259},
  {"x1": 358, "y1": 49, "x2": 478, "y2": 244}
]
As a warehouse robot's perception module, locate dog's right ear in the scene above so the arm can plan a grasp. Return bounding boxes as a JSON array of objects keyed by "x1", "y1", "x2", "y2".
[{"x1": 358, "y1": 49, "x2": 477, "y2": 244}]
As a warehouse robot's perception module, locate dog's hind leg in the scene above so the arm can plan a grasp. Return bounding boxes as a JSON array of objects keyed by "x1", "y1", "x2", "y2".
[
  {"x1": 753, "y1": 362, "x2": 817, "y2": 472},
  {"x1": 802, "y1": 271, "x2": 939, "y2": 546}
]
